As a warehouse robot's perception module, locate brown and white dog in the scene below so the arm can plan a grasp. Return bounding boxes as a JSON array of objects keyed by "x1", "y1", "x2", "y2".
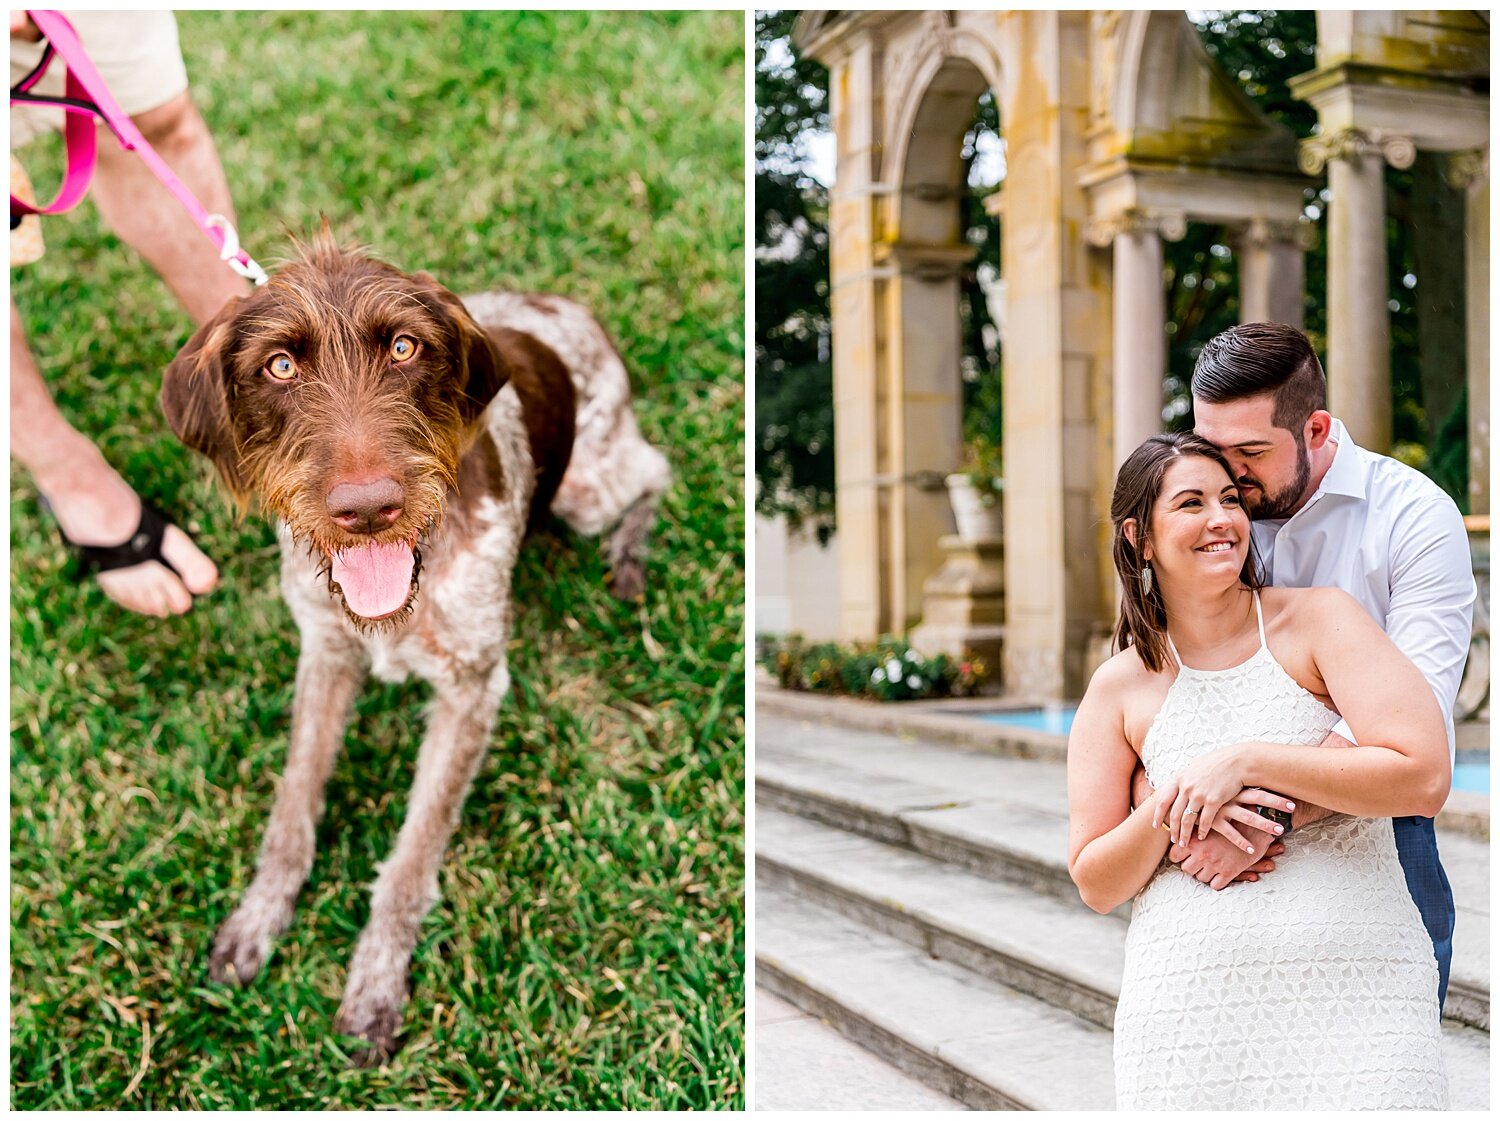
[{"x1": 161, "y1": 235, "x2": 671, "y2": 1062}]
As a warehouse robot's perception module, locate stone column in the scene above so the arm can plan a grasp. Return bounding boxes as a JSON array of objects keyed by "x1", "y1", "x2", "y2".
[
  {"x1": 1448, "y1": 147, "x2": 1489, "y2": 515},
  {"x1": 1238, "y1": 217, "x2": 1311, "y2": 330},
  {"x1": 1086, "y1": 209, "x2": 1183, "y2": 470},
  {"x1": 996, "y1": 11, "x2": 1111, "y2": 699},
  {"x1": 1301, "y1": 129, "x2": 1415, "y2": 453},
  {"x1": 824, "y1": 40, "x2": 892, "y2": 639},
  {"x1": 882, "y1": 242, "x2": 973, "y2": 632}
]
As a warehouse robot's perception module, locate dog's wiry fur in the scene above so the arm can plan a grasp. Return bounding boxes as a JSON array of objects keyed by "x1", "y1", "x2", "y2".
[{"x1": 162, "y1": 235, "x2": 671, "y2": 1063}]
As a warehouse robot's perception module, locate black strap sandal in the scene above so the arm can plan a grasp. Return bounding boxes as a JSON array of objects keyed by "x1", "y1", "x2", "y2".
[{"x1": 53, "y1": 499, "x2": 186, "y2": 583}]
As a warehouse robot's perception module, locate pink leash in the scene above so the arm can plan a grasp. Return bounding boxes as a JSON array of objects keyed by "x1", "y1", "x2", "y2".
[{"x1": 10, "y1": 10, "x2": 267, "y2": 285}]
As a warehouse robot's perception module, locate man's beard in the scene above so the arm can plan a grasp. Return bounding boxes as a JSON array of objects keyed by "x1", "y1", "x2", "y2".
[{"x1": 1242, "y1": 439, "x2": 1311, "y2": 520}]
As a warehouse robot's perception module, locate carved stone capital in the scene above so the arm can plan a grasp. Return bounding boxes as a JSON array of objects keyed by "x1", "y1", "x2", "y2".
[
  {"x1": 1446, "y1": 147, "x2": 1489, "y2": 190},
  {"x1": 1240, "y1": 216, "x2": 1318, "y2": 252},
  {"x1": 1299, "y1": 128, "x2": 1417, "y2": 175},
  {"x1": 1084, "y1": 207, "x2": 1187, "y2": 248}
]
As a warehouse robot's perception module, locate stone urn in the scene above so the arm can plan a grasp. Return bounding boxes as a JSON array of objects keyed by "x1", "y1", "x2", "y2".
[{"x1": 946, "y1": 474, "x2": 1004, "y2": 540}]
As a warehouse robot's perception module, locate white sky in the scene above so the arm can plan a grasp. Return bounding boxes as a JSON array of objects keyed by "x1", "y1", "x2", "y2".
[{"x1": 798, "y1": 129, "x2": 1005, "y2": 189}]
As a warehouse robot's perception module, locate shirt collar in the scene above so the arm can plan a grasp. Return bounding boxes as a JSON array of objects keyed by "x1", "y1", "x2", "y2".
[{"x1": 1309, "y1": 417, "x2": 1367, "y2": 502}]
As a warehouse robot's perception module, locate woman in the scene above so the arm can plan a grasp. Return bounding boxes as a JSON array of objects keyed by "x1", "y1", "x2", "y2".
[{"x1": 1067, "y1": 433, "x2": 1449, "y2": 1110}]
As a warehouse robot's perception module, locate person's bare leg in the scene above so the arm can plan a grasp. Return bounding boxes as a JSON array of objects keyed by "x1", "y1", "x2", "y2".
[
  {"x1": 11, "y1": 302, "x2": 217, "y2": 615},
  {"x1": 90, "y1": 91, "x2": 247, "y2": 325},
  {"x1": 13, "y1": 91, "x2": 243, "y2": 615}
]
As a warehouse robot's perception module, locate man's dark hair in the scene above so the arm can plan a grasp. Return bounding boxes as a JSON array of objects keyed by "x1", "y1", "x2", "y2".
[{"x1": 1191, "y1": 322, "x2": 1326, "y2": 434}]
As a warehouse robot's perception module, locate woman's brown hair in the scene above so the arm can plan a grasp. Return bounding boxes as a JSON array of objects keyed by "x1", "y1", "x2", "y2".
[{"x1": 1111, "y1": 432, "x2": 1261, "y2": 672}]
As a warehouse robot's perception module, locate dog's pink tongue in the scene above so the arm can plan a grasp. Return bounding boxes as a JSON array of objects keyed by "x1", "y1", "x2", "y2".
[{"x1": 332, "y1": 543, "x2": 415, "y2": 618}]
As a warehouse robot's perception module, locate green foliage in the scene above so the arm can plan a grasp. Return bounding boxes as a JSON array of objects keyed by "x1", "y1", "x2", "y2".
[
  {"x1": 755, "y1": 10, "x2": 834, "y2": 534},
  {"x1": 1426, "y1": 387, "x2": 1472, "y2": 514},
  {"x1": 1166, "y1": 11, "x2": 1322, "y2": 430},
  {"x1": 958, "y1": 433, "x2": 1005, "y2": 507},
  {"x1": 761, "y1": 636, "x2": 991, "y2": 702},
  {"x1": 11, "y1": 11, "x2": 744, "y2": 1110},
  {"x1": 960, "y1": 94, "x2": 1004, "y2": 454}
]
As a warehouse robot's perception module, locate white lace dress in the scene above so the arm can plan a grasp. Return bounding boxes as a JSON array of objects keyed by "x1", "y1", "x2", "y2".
[{"x1": 1113, "y1": 594, "x2": 1447, "y2": 1110}]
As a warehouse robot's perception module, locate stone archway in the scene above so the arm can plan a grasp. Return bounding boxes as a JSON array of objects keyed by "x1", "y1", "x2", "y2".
[
  {"x1": 804, "y1": 11, "x2": 1115, "y2": 698},
  {"x1": 878, "y1": 53, "x2": 993, "y2": 638}
]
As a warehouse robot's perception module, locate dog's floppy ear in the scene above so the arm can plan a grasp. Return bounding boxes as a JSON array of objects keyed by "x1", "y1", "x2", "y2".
[
  {"x1": 161, "y1": 296, "x2": 249, "y2": 498},
  {"x1": 412, "y1": 272, "x2": 510, "y2": 425}
]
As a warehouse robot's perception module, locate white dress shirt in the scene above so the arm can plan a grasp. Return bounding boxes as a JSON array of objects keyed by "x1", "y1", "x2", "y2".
[{"x1": 1251, "y1": 420, "x2": 1475, "y2": 759}]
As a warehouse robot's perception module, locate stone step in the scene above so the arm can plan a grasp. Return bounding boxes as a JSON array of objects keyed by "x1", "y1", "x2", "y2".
[
  {"x1": 758, "y1": 712, "x2": 1490, "y2": 1031},
  {"x1": 757, "y1": 736, "x2": 1083, "y2": 905},
  {"x1": 758, "y1": 881, "x2": 1490, "y2": 1110},
  {"x1": 757, "y1": 884, "x2": 1117, "y2": 1111},
  {"x1": 755, "y1": 988, "x2": 967, "y2": 1111},
  {"x1": 758, "y1": 808, "x2": 1125, "y2": 1029}
]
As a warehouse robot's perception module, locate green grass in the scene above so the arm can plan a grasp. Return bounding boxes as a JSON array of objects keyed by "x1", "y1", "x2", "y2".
[{"x1": 11, "y1": 11, "x2": 744, "y2": 1110}]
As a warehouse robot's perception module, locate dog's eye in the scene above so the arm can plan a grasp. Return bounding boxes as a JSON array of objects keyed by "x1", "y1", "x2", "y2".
[
  {"x1": 391, "y1": 335, "x2": 418, "y2": 362},
  {"x1": 265, "y1": 353, "x2": 297, "y2": 381}
]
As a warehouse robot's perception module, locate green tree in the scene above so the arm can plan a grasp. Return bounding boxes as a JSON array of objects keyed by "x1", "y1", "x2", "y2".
[
  {"x1": 959, "y1": 95, "x2": 1003, "y2": 453},
  {"x1": 755, "y1": 9, "x2": 834, "y2": 537},
  {"x1": 1165, "y1": 10, "x2": 1322, "y2": 429}
]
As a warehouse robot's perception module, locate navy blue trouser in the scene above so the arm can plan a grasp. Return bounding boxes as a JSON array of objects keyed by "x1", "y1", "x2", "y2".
[{"x1": 1393, "y1": 815, "x2": 1455, "y2": 1009}]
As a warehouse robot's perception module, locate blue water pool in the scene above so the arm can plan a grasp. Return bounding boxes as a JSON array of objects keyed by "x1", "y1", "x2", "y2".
[
  {"x1": 975, "y1": 706, "x2": 1077, "y2": 736},
  {"x1": 1453, "y1": 754, "x2": 1489, "y2": 794}
]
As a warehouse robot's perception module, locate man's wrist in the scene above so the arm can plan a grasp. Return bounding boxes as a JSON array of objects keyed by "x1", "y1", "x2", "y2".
[
  {"x1": 1255, "y1": 804, "x2": 1293, "y2": 834},
  {"x1": 1290, "y1": 801, "x2": 1333, "y2": 830}
]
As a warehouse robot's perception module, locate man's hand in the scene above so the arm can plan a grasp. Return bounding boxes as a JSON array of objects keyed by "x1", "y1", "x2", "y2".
[{"x1": 1169, "y1": 830, "x2": 1286, "y2": 890}]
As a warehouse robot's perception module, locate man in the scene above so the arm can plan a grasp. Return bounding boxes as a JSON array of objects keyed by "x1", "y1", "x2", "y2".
[
  {"x1": 11, "y1": 11, "x2": 240, "y2": 616},
  {"x1": 1173, "y1": 320, "x2": 1474, "y2": 1006}
]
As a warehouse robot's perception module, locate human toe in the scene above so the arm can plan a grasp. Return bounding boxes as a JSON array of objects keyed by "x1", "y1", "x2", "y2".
[
  {"x1": 97, "y1": 562, "x2": 193, "y2": 617},
  {"x1": 161, "y1": 525, "x2": 219, "y2": 595}
]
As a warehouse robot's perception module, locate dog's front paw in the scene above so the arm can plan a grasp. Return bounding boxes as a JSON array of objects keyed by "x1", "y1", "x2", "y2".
[
  {"x1": 608, "y1": 557, "x2": 645, "y2": 602},
  {"x1": 335, "y1": 973, "x2": 409, "y2": 1067},
  {"x1": 208, "y1": 909, "x2": 274, "y2": 986}
]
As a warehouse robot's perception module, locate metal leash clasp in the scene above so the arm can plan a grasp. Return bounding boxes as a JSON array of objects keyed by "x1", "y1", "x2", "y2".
[{"x1": 205, "y1": 213, "x2": 269, "y2": 286}]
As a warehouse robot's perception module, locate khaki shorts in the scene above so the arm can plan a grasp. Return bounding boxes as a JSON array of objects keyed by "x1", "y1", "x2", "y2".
[{"x1": 11, "y1": 10, "x2": 188, "y2": 147}]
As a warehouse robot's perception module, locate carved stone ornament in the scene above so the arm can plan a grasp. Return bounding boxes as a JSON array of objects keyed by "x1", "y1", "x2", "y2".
[
  {"x1": 885, "y1": 12, "x2": 960, "y2": 145},
  {"x1": 1445, "y1": 147, "x2": 1489, "y2": 190},
  {"x1": 1090, "y1": 10, "x2": 1123, "y2": 126},
  {"x1": 1298, "y1": 128, "x2": 1417, "y2": 175},
  {"x1": 1084, "y1": 207, "x2": 1188, "y2": 248}
]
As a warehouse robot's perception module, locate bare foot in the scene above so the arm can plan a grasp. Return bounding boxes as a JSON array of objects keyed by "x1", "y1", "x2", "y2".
[{"x1": 35, "y1": 445, "x2": 217, "y2": 616}]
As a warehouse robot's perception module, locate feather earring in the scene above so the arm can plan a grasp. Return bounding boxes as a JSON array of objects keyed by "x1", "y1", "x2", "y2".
[{"x1": 1141, "y1": 562, "x2": 1154, "y2": 597}]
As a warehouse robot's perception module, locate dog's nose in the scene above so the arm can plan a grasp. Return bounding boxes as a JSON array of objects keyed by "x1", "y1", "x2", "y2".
[{"x1": 327, "y1": 476, "x2": 405, "y2": 534}]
